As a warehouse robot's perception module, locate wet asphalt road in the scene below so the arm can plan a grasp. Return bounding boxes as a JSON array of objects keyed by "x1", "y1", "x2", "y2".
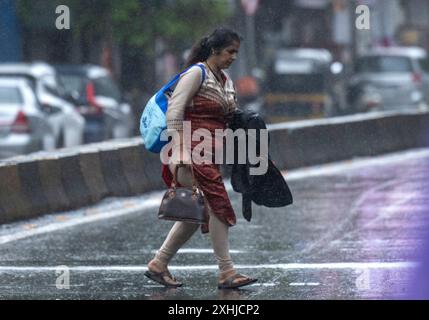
[{"x1": 0, "y1": 149, "x2": 428, "y2": 300}]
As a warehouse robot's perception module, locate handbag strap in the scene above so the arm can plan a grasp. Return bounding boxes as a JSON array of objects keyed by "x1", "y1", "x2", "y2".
[{"x1": 171, "y1": 164, "x2": 199, "y2": 194}]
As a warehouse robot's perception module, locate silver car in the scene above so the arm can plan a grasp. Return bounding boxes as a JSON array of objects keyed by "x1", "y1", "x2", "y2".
[
  {"x1": 347, "y1": 47, "x2": 429, "y2": 113},
  {"x1": 55, "y1": 64, "x2": 134, "y2": 143},
  {"x1": 0, "y1": 78, "x2": 56, "y2": 159},
  {"x1": 0, "y1": 63, "x2": 85, "y2": 148}
]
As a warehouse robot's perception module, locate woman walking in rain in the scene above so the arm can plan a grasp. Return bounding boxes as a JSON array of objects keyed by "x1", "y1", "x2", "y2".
[{"x1": 145, "y1": 27, "x2": 257, "y2": 289}]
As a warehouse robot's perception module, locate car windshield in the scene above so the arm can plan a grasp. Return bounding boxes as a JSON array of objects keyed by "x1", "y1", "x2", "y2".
[
  {"x1": 417, "y1": 58, "x2": 429, "y2": 73},
  {"x1": 0, "y1": 86, "x2": 23, "y2": 105},
  {"x1": 274, "y1": 59, "x2": 315, "y2": 74},
  {"x1": 93, "y1": 76, "x2": 121, "y2": 102},
  {"x1": 356, "y1": 56, "x2": 413, "y2": 73},
  {"x1": 58, "y1": 74, "x2": 86, "y2": 97}
]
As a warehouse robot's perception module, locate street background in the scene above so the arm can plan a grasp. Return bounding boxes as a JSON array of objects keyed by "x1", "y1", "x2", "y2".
[
  {"x1": 2, "y1": 0, "x2": 429, "y2": 134},
  {"x1": 0, "y1": 149, "x2": 427, "y2": 299},
  {"x1": 1, "y1": 0, "x2": 429, "y2": 300}
]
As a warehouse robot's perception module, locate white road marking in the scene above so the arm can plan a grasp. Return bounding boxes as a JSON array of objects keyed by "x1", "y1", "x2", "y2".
[
  {"x1": 150, "y1": 249, "x2": 245, "y2": 254},
  {"x1": 289, "y1": 282, "x2": 320, "y2": 286},
  {"x1": 253, "y1": 283, "x2": 277, "y2": 287},
  {"x1": 0, "y1": 148, "x2": 428, "y2": 246},
  {"x1": 0, "y1": 261, "x2": 417, "y2": 272}
]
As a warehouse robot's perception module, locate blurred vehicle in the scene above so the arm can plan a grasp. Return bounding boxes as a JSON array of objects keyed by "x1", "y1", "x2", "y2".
[
  {"x1": 262, "y1": 48, "x2": 343, "y2": 123},
  {"x1": 0, "y1": 78, "x2": 57, "y2": 159},
  {"x1": 55, "y1": 65, "x2": 134, "y2": 142},
  {"x1": 347, "y1": 47, "x2": 429, "y2": 113},
  {"x1": 0, "y1": 63, "x2": 85, "y2": 148},
  {"x1": 235, "y1": 75, "x2": 265, "y2": 115}
]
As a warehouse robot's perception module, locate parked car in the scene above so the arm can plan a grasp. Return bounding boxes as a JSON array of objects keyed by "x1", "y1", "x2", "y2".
[
  {"x1": 0, "y1": 78, "x2": 57, "y2": 159},
  {"x1": 0, "y1": 62, "x2": 85, "y2": 148},
  {"x1": 55, "y1": 64, "x2": 134, "y2": 142},
  {"x1": 262, "y1": 48, "x2": 343, "y2": 123},
  {"x1": 347, "y1": 47, "x2": 429, "y2": 113}
]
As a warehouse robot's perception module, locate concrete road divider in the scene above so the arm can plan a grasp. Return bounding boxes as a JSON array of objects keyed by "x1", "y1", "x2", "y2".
[
  {"x1": 118, "y1": 144, "x2": 153, "y2": 195},
  {"x1": 267, "y1": 110, "x2": 429, "y2": 170},
  {"x1": 78, "y1": 148, "x2": 108, "y2": 203},
  {"x1": 38, "y1": 156, "x2": 70, "y2": 213},
  {"x1": 17, "y1": 159, "x2": 50, "y2": 218},
  {"x1": 59, "y1": 152, "x2": 93, "y2": 209},
  {"x1": 137, "y1": 150, "x2": 164, "y2": 190},
  {"x1": 99, "y1": 147, "x2": 131, "y2": 197},
  {"x1": 0, "y1": 111, "x2": 428, "y2": 224},
  {"x1": 0, "y1": 163, "x2": 32, "y2": 222}
]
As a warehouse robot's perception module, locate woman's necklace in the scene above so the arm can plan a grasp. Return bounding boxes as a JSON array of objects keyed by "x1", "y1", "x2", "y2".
[
  {"x1": 205, "y1": 62, "x2": 224, "y2": 87},
  {"x1": 204, "y1": 61, "x2": 230, "y2": 115}
]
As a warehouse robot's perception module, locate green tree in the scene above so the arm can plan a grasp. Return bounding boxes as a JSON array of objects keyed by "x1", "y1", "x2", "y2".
[
  {"x1": 17, "y1": 0, "x2": 232, "y2": 90},
  {"x1": 17, "y1": 0, "x2": 231, "y2": 56}
]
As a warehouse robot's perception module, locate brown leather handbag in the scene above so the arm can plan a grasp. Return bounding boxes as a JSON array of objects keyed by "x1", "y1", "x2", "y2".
[{"x1": 158, "y1": 164, "x2": 207, "y2": 224}]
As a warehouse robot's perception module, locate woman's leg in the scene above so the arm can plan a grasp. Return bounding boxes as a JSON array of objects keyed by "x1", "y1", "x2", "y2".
[
  {"x1": 208, "y1": 205, "x2": 257, "y2": 288},
  {"x1": 147, "y1": 165, "x2": 198, "y2": 278},
  {"x1": 208, "y1": 206, "x2": 235, "y2": 276},
  {"x1": 149, "y1": 221, "x2": 199, "y2": 272}
]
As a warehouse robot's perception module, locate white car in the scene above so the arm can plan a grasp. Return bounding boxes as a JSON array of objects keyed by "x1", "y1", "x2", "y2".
[
  {"x1": 0, "y1": 62, "x2": 85, "y2": 148},
  {"x1": 0, "y1": 78, "x2": 56, "y2": 159},
  {"x1": 347, "y1": 47, "x2": 429, "y2": 113}
]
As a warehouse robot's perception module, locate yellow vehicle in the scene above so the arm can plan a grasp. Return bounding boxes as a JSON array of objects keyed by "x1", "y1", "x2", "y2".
[{"x1": 262, "y1": 48, "x2": 340, "y2": 123}]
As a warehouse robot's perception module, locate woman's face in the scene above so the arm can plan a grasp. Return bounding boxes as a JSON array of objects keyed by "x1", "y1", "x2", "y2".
[{"x1": 214, "y1": 40, "x2": 240, "y2": 69}]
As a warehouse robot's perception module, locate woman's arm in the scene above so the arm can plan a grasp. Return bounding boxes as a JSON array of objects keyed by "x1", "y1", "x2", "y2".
[
  {"x1": 167, "y1": 66, "x2": 203, "y2": 132},
  {"x1": 167, "y1": 65, "x2": 203, "y2": 163}
]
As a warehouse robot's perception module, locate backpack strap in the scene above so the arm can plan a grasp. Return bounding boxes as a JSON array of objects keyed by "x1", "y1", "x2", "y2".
[
  {"x1": 156, "y1": 63, "x2": 206, "y2": 113},
  {"x1": 194, "y1": 63, "x2": 206, "y2": 85},
  {"x1": 160, "y1": 64, "x2": 205, "y2": 92},
  {"x1": 178, "y1": 63, "x2": 206, "y2": 88}
]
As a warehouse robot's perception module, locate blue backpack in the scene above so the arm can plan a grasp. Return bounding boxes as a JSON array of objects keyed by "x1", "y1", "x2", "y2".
[{"x1": 140, "y1": 64, "x2": 206, "y2": 153}]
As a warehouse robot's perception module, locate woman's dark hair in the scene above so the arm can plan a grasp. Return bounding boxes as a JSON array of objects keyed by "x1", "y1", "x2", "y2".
[{"x1": 184, "y1": 28, "x2": 242, "y2": 68}]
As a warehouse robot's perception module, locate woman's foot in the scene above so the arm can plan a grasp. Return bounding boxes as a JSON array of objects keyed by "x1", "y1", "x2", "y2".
[
  {"x1": 218, "y1": 270, "x2": 258, "y2": 289},
  {"x1": 145, "y1": 259, "x2": 183, "y2": 287}
]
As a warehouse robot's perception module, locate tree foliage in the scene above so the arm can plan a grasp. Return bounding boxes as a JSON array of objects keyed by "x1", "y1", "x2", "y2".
[{"x1": 17, "y1": 0, "x2": 232, "y2": 55}]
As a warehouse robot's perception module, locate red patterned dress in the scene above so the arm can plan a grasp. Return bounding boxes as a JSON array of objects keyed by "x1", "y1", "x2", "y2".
[{"x1": 162, "y1": 62, "x2": 237, "y2": 233}]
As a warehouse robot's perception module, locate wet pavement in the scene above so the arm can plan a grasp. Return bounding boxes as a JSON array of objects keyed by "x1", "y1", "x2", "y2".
[{"x1": 0, "y1": 149, "x2": 428, "y2": 300}]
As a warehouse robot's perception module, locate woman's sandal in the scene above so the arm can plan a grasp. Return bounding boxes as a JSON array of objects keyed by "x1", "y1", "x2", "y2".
[
  {"x1": 218, "y1": 273, "x2": 258, "y2": 289},
  {"x1": 144, "y1": 269, "x2": 183, "y2": 288}
]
